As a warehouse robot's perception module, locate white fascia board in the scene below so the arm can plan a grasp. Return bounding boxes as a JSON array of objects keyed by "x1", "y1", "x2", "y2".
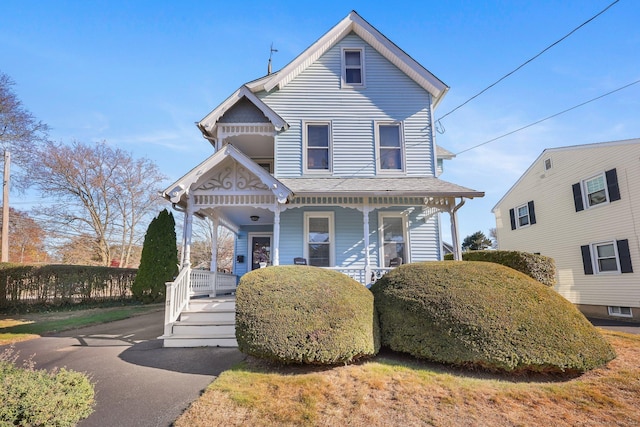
[
  {"x1": 262, "y1": 11, "x2": 448, "y2": 106},
  {"x1": 198, "y1": 86, "x2": 289, "y2": 134},
  {"x1": 162, "y1": 144, "x2": 293, "y2": 204}
]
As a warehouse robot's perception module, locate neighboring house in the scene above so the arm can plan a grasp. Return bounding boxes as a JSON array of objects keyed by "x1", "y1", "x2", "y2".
[
  {"x1": 493, "y1": 138, "x2": 640, "y2": 321},
  {"x1": 160, "y1": 11, "x2": 483, "y2": 346}
]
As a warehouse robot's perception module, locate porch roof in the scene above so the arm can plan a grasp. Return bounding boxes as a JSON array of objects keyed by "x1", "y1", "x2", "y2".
[{"x1": 278, "y1": 177, "x2": 483, "y2": 198}]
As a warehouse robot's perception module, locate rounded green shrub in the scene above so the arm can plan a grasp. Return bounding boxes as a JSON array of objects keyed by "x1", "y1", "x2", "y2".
[
  {"x1": 371, "y1": 261, "x2": 615, "y2": 374},
  {"x1": 236, "y1": 265, "x2": 380, "y2": 364}
]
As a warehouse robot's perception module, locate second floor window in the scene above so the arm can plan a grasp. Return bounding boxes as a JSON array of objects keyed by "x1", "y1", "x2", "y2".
[
  {"x1": 584, "y1": 174, "x2": 607, "y2": 207},
  {"x1": 573, "y1": 168, "x2": 621, "y2": 212},
  {"x1": 378, "y1": 123, "x2": 403, "y2": 171},
  {"x1": 306, "y1": 123, "x2": 331, "y2": 172},
  {"x1": 517, "y1": 204, "x2": 530, "y2": 227}
]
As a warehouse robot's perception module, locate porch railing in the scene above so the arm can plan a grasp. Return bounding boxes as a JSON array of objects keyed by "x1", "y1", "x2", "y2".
[
  {"x1": 189, "y1": 270, "x2": 238, "y2": 297},
  {"x1": 326, "y1": 267, "x2": 393, "y2": 286},
  {"x1": 163, "y1": 266, "x2": 191, "y2": 337}
]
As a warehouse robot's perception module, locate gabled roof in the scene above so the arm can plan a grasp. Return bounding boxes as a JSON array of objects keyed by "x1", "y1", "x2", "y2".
[
  {"x1": 198, "y1": 86, "x2": 289, "y2": 138},
  {"x1": 491, "y1": 137, "x2": 640, "y2": 212},
  {"x1": 261, "y1": 11, "x2": 449, "y2": 108},
  {"x1": 162, "y1": 144, "x2": 292, "y2": 204},
  {"x1": 436, "y1": 145, "x2": 456, "y2": 159},
  {"x1": 279, "y1": 177, "x2": 483, "y2": 198}
]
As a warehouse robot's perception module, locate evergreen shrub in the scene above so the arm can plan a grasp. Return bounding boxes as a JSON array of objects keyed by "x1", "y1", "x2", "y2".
[
  {"x1": 0, "y1": 347, "x2": 94, "y2": 426},
  {"x1": 236, "y1": 265, "x2": 380, "y2": 365},
  {"x1": 445, "y1": 250, "x2": 556, "y2": 286},
  {"x1": 132, "y1": 209, "x2": 178, "y2": 303},
  {"x1": 371, "y1": 261, "x2": 615, "y2": 374}
]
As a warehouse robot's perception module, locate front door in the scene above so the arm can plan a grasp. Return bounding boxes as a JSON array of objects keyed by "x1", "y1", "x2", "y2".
[{"x1": 250, "y1": 234, "x2": 272, "y2": 270}]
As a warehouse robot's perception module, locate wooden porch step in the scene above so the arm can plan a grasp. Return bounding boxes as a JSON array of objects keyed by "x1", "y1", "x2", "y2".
[
  {"x1": 172, "y1": 320, "x2": 235, "y2": 336},
  {"x1": 162, "y1": 334, "x2": 238, "y2": 348}
]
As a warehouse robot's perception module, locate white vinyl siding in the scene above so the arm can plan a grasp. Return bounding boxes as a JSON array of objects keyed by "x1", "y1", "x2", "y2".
[
  {"x1": 493, "y1": 139, "x2": 640, "y2": 309},
  {"x1": 260, "y1": 33, "x2": 434, "y2": 178}
]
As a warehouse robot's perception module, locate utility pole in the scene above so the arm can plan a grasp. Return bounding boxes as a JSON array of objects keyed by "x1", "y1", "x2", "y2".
[{"x1": 2, "y1": 151, "x2": 9, "y2": 262}]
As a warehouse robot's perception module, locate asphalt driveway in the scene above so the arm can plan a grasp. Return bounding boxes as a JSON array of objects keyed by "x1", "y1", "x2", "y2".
[{"x1": 2, "y1": 309, "x2": 245, "y2": 427}]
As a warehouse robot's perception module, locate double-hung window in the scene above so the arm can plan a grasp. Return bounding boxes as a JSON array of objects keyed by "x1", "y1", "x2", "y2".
[
  {"x1": 581, "y1": 239, "x2": 633, "y2": 275},
  {"x1": 342, "y1": 48, "x2": 364, "y2": 87},
  {"x1": 305, "y1": 122, "x2": 331, "y2": 172},
  {"x1": 572, "y1": 169, "x2": 621, "y2": 211},
  {"x1": 379, "y1": 213, "x2": 407, "y2": 267},
  {"x1": 517, "y1": 204, "x2": 530, "y2": 227},
  {"x1": 304, "y1": 212, "x2": 334, "y2": 267},
  {"x1": 509, "y1": 201, "x2": 536, "y2": 230},
  {"x1": 377, "y1": 123, "x2": 403, "y2": 171}
]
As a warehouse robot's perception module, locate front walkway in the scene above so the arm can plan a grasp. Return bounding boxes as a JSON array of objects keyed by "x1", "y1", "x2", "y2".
[{"x1": 3, "y1": 309, "x2": 245, "y2": 427}]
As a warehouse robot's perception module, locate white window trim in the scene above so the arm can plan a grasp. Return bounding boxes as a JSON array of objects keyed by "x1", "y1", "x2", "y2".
[
  {"x1": 590, "y1": 240, "x2": 621, "y2": 274},
  {"x1": 378, "y1": 212, "x2": 410, "y2": 267},
  {"x1": 582, "y1": 171, "x2": 610, "y2": 209},
  {"x1": 341, "y1": 47, "x2": 366, "y2": 88},
  {"x1": 303, "y1": 211, "x2": 335, "y2": 267},
  {"x1": 515, "y1": 203, "x2": 530, "y2": 229},
  {"x1": 543, "y1": 158, "x2": 552, "y2": 171},
  {"x1": 375, "y1": 121, "x2": 406, "y2": 174},
  {"x1": 608, "y1": 306, "x2": 633, "y2": 318},
  {"x1": 303, "y1": 121, "x2": 332, "y2": 175}
]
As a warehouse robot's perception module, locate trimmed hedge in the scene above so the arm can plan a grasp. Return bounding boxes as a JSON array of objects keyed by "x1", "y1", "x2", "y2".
[
  {"x1": 236, "y1": 265, "x2": 380, "y2": 365},
  {"x1": 0, "y1": 264, "x2": 137, "y2": 310},
  {"x1": 445, "y1": 250, "x2": 556, "y2": 286},
  {"x1": 0, "y1": 348, "x2": 94, "y2": 426},
  {"x1": 371, "y1": 261, "x2": 615, "y2": 374}
]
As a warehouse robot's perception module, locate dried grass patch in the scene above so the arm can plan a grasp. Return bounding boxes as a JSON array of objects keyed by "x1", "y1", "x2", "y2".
[{"x1": 176, "y1": 330, "x2": 640, "y2": 427}]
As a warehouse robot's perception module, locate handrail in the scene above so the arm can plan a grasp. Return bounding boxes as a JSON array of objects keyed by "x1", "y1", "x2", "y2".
[{"x1": 163, "y1": 266, "x2": 191, "y2": 337}]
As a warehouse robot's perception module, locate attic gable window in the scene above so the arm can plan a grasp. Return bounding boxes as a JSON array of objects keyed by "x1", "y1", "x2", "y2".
[{"x1": 342, "y1": 48, "x2": 364, "y2": 87}]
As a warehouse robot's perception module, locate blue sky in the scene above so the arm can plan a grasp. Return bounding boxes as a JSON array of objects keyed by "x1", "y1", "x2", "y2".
[{"x1": 1, "y1": 0, "x2": 639, "y2": 241}]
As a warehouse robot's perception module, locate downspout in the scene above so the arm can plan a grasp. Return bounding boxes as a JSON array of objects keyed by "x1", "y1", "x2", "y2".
[{"x1": 450, "y1": 197, "x2": 466, "y2": 261}]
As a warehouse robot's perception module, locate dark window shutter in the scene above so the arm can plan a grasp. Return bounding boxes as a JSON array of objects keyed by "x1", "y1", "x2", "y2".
[
  {"x1": 606, "y1": 168, "x2": 621, "y2": 202},
  {"x1": 509, "y1": 208, "x2": 516, "y2": 230},
  {"x1": 617, "y1": 239, "x2": 633, "y2": 273},
  {"x1": 528, "y1": 201, "x2": 536, "y2": 225},
  {"x1": 581, "y1": 245, "x2": 593, "y2": 275},
  {"x1": 572, "y1": 183, "x2": 584, "y2": 212}
]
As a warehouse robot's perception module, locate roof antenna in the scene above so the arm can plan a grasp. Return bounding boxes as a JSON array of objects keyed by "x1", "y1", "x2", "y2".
[{"x1": 268, "y1": 43, "x2": 278, "y2": 75}]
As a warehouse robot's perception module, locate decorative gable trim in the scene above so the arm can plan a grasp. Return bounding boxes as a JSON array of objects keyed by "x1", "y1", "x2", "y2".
[
  {"x1": 198, "y1": 86, "x2": 289, "y2": 141},
  {"x1": 162, "y1": 144, "x2": 292, "y2": 204},
  {"x1": 262, "y1": 11, "x2": 449, "y2": 108}
]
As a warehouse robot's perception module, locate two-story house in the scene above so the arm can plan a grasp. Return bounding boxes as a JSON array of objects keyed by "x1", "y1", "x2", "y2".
[
  {"x1": 160, "y1": 11, "x2": 483, "y2": 346},
  {"x1": 493, "y1": 138, "x2": 640, "y2": 321}
]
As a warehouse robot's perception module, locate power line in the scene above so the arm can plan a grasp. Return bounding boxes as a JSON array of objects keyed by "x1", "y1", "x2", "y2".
[
  {"x1": 455, "y1": 78, "x2": 640, "y2": 155},
  {"x1": 436, "y1": 0, "x2": 620, "y2": 125}
]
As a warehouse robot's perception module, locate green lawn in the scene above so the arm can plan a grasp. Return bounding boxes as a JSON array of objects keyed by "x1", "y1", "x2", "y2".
[{"x1": 0, "y1": 304, "x2": 163, "y2": 345}]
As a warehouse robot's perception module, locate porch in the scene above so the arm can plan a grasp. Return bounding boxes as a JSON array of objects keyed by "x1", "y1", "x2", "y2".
[{"x1": 160, "y1": 265, "x2": 393, "y2": 347}]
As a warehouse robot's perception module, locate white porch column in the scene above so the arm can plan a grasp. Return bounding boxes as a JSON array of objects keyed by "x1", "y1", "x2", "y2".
[
  {"x1": 180, "y1": 208, "x2": 188, "y2": 268},
  {"x1": 272, "y1": 205, "x2": 281, "y2": 266},
  {"x1": 183, "y1": 193, "x2": 194, "y2": 267},
  {"x1": 362, "y1": 205, "x2": 371, "y2": 282},
  {"x1": 210, "y1": 216, "x2": 219, "y2": 272},
  {"x1": 449, "y1": 198, "x2": 465, "y2": 261}
]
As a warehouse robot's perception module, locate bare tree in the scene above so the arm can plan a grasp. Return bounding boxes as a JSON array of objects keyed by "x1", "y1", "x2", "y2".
[
  {"x1": 113, "y1": 156, "x2": 165, "y2": 267},
  {"x1": 30, "y1": 140, "x2": 165, "y2": 266},
  {"x1": 489, "y1": 227, "x2": 498, "y2": 249},
  {"x1": 191, "y1": 216, "x2": 235, "y2": 272},
  {"x1": 0, "y1": 72, "x2": 49, "y2": 171}
]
